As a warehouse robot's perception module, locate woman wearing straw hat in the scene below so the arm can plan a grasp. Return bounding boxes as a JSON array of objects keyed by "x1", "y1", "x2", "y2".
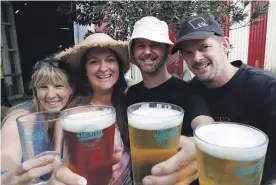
[
  {"x1": 53, "y1": 33, "x2": 131, "y2": 185},
  {"x1": 50, "y1": 31, "x2": 201, "y2": 185}
]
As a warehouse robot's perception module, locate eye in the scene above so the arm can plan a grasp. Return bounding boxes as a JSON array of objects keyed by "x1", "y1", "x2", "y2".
[
  {"x1": 135, "y1": 44, "x2": 143, "y2": 48},
  {"x1": 38, "y1": 85, "x2": 47, "y2": 89},
  {"x1": 151, "y1": 43, "x2": 160, "y2": 48},
  {"x1": 107, "y1": 57, "x2": 116, "y2": 62},
  {"x1": 87, "y1": 60, "x2": 98, "y2": 65},
  {"x1": 182, "y1": 51, "x2": 192, "y2": 56},
  {"x1": 200, "y1": 45, "x2": 211, "y2": 52},
  {"x1": 55, "y1": 84, "x2": 65, "y2": 88}
]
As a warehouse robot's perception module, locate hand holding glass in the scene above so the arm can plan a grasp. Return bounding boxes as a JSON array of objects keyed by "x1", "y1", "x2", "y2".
[
  {"x1": 16, "y1": 111, "x2": 63, "y2": 184},
  {"x1": 194, "y1": 123, "x2": 268, "y2": 185},
  {"x1": 61, "y1": 105, "x2": 116, "y2": 185},
  {"x1": 127, "y1": 102, "x2": 184, "y2": 185}
]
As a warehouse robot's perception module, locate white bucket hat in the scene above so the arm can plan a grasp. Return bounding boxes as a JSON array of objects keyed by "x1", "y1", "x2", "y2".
[{"x1": 128, "y1": 16, "x2": 174, "y2": 63}]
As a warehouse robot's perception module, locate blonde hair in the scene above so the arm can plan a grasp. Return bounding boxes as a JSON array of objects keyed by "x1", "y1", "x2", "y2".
[{"x1": 29, "y1": 65, "x2": 71, "y2": 112}]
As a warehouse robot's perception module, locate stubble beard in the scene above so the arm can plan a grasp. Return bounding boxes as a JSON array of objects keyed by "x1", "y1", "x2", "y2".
[
  {"x1": 200, "y1": 62, "x2": 222, "y2": 85},
  {"x1": 135, "y1": 55, "x2": 167, "y2": 75}
]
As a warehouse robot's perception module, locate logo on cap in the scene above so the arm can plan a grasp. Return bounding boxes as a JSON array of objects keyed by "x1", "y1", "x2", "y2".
[{"x1": 188, "y1": 17, "x2": 209, "y2": 30}]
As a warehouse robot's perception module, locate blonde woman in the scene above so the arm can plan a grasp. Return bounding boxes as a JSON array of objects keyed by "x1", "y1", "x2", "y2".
[{"x1": 1, "y1": 56, "x2": 74, "y2": 185}]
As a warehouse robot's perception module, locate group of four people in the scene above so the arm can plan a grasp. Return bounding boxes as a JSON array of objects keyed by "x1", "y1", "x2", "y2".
[{"x1": 1, "y1": 14, "x2": 275, "y2": 185}]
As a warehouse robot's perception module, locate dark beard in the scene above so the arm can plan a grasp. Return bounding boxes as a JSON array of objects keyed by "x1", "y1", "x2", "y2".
[{"x1": 135, "y1": 54, "x2": 168, "y2": 75}]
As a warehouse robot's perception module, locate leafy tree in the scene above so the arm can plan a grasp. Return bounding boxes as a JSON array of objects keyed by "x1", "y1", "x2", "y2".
[{"x1": 58, "y1": 0, "x2": 269, "y2": 41}]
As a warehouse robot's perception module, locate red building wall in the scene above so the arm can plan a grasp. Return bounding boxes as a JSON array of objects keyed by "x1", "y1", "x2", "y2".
[{"x1": 247, "y1": 2, "x2": 268, "y2": 69}]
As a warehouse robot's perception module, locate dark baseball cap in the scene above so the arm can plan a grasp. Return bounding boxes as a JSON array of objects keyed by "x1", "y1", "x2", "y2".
[{"x1": 171, "y1": 15, "x2": 224, "y2": 54}]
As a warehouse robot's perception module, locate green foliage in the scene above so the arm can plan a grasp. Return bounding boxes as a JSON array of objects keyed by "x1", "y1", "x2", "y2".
[{"x1": 58, "y1": 0, "x2": 269, "y2": 41}]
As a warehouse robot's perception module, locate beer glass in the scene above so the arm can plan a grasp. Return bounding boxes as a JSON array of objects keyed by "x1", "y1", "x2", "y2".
[
  {"x1": 16, "y1": 111, "x2": 63, "y2": 184},
  {"x1": 194, "y1": 123, "x2": 269, "y2": 185},
  {"x1": 127, "y1": 102, "x2": 184, "y2": 185},
  {"x1": 61, "y1": 105, "x2": 116, "y2": 185}
]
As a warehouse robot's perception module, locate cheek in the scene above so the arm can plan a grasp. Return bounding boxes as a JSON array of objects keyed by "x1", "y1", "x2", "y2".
[
  {"x1": 36, "y1": 90, "x2": 46, "y2": 102},
  {"x1": 63, "y1": 88, "x2": 72, "y2": 97},
  {"x1": 153, "y1": 49, "x2": 164, "y2": 57},
  {"x1": 58, "y1": 89, "x2": 71, "y2": 102},
  {"x1": 109, "y1": 62, "x2": 119, "y2": 76},
  {"x1": 133, "y1": 49, "x2": 141, "y2": 58},
  {"x1": 86, "y1": 66, "x2": 98, "y2": 78}
]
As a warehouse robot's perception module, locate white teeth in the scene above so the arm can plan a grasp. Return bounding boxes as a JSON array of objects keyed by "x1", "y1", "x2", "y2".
[
  {"x1": 98, "y1": 75, "x2": 111, "y2": 79},
  {"x1": 142, "y1": 59, "x2": 156, "y2": 63},
  {"x1": 196, "y1": 64, "x2": 209, "y2": 69},
  {"x1": 48, "y1": 101, "x2": 59, "y2": 105}
]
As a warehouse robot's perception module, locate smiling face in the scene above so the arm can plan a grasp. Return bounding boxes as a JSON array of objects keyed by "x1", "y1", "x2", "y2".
[
  {"x1": 85, "y1": 47, "x2": 119, "y2": 93},
  {"x1": 132, "y1": 38, "x2": 167, "y2": 74},
  {"x1": 36, "y1": 83, "x2": 72, "y2": 111},
  {"x1": 180, "y1": 35, "x2": 230, "y2": 83}
]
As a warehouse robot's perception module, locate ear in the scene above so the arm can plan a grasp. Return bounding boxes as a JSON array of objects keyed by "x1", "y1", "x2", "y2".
[{"x1": 222, "y1": 37, "x2": 230, "y2": 55}]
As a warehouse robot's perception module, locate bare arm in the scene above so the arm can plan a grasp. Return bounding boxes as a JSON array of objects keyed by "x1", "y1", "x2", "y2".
[
  {"x1": 191, "y1": 115, "x2": 214, "y2": 130},
  {"x1": 1, "y1": 109, "x2": 30, "y2": 171}
]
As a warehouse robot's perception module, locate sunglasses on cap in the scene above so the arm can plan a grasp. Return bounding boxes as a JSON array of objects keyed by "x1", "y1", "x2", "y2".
[{"x1": 32, "y1": 59, "x2": 71, "y2": 73}]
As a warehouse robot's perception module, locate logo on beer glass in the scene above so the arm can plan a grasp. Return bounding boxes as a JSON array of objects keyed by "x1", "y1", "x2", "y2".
[
  {"x1": 154, "y1": 125, "x2": 178, "y2": 148},
  {"x1": 23, "y1": 132, "x2": 45, "y2": 142},
  {"x1": 77, "y1": 125, "x2": 103, "y2": 150},
  {"x1": 234, "y1": 158, "x2": 262, "y2": 184},
  {"x1": 19, "y1": 122, "x2": 45, "y2": 142}
]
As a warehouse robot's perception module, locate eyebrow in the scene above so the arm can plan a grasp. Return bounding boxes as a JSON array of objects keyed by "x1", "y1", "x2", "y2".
[
  {"x1": 182, "y1": 40, "x2": 206, "y2": 50},
  {"x1": 87, "y1": 54, "x2": 115, "y2": 60},
  {"x1": 134, "y1": 41, "x2": 143, "y2": 45}
]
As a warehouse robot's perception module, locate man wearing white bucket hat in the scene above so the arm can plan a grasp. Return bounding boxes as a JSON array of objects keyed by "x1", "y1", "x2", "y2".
[{"x1": 126, "y1": 16, "x2": 214, "y2": 185}]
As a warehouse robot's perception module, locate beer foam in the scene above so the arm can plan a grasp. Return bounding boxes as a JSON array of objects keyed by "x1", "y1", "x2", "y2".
[
  {"x1": 128, "y1": 108, "x2": 183, "y2": 130},
  {"x1": 61, "y1": 111, "x2": 115, "y2": 132},
  {"x1": 194, "y1": 124, "x2": 268, "y2": 160}
]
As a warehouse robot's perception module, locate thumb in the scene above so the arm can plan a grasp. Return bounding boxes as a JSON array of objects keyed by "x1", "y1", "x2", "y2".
[
  {"x1": 112, "y1": 153, "x2": 121, "y2": 165},
  {"x1": 52, "y1": 164, "x2": 87, "y2": 185}
]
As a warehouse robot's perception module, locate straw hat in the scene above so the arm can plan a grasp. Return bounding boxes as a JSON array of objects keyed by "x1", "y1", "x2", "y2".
[{"x1": 55, "y1": 33, "x2": 130, "y2": 74}]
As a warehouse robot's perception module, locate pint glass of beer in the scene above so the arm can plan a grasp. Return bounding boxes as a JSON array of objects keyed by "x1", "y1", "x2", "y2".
[
  {"x1": 194, "y1": 123, "x2": 269, "y2": 185},
  {"x1": 127, "y1": 102, "x2": 184, "y2": 185},
  {"x1": 61, "y1": 105, "x2": 116, "y2": 185}
]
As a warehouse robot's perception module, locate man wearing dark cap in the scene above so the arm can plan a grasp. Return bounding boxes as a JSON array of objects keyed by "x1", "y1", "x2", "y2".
[{"x1": 172, "y1": 14, "x2": 276, "y2": 185}]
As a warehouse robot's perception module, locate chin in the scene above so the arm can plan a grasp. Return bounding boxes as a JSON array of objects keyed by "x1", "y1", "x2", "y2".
[
  {"x1": 44, "y1": 106, "x2": 63, "y2": 112},
  {"x1": 100, "y1": 84, "x2": 115, "y2": 90}
]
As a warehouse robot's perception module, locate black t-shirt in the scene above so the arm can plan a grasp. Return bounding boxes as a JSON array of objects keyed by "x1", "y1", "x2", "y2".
[
  {"x1": 190, "y1": 60, "x2": 276, "y2": 184},
  {"x1": 126, "y1": 76, "x2": 211, "y2": 185},
  {"x1": 126, "y1": 76, "x2": 211, "y2": 136},
  {"x1": 126, "y1": 77, "x2": 212, "y2": 185}
]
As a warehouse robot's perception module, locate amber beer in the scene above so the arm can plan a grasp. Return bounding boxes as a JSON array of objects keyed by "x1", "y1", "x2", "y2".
[
  {"x1": 194, "y1": 123, "x2": 268, "y2": 185},
  {"x1": 61, "y1": 106, "x2": 116, "y2": 185},
  {"x1": 127, "y1": 102, "x2": 184, "y2": 185}
]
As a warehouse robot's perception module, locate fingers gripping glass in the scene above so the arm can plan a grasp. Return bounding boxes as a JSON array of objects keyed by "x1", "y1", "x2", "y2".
[{"x1": 32, "y1": 60, "x2": 70, "y2": 73}]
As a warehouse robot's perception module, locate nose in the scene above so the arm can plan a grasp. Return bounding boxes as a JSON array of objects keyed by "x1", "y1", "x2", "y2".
[
  {"x1": 144, "y1": 45, "x2": 152, "y2": 55},
  {"x1": 99, "y1": 61, "x2": 108, "y2": 72},
  {"x1": 193, "y1": 50, "x2": 204, "y2": 62},
  {"x1": 47, "y1": 86, "x2": 56, "y2": 98}
]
